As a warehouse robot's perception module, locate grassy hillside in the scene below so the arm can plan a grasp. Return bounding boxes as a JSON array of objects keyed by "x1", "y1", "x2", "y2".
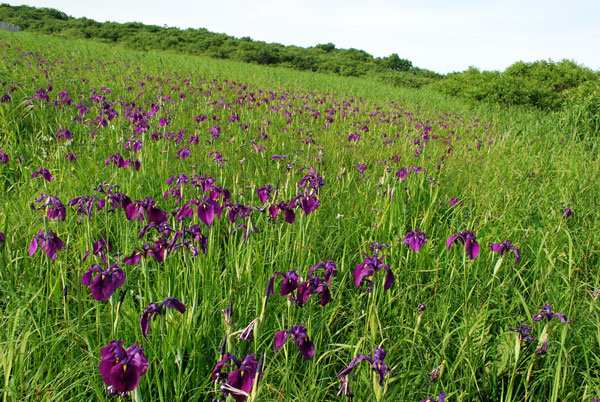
[
  {"x1": 0, "y1": 30, "x2": 599, "y2": 402},
  {"x1": 1, "y1": 3, "x2": 599, "y2": 119}
]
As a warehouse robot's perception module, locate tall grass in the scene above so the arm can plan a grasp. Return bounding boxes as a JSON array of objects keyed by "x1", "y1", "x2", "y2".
[{"x1": 0, "y1": 31, "x2": 599, "y2": 402}]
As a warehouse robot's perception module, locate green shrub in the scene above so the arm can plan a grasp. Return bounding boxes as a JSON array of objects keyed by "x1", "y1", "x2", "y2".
[
  {"x1": 561, "y1": 81, "x2": 600, "y2": 138},
  {"x1": 433, "y1": 60, "x2": 599, "y2": 111}
]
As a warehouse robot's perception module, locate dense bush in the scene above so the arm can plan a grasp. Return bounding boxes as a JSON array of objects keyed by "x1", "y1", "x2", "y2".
[
  {"x1": 0, "y1": 3, "x2": 438, "y2": 83},
  {"x1": 561, "y1": 81, "x2": 600, "y2": 138},
  {"x1": 433, "y1": 60, "x2": 599, "y2": 111}
]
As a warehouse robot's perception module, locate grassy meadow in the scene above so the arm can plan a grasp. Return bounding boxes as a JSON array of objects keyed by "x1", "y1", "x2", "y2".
[{"x1": 0, "y1": 30, "x2": 599, "y2": 402}]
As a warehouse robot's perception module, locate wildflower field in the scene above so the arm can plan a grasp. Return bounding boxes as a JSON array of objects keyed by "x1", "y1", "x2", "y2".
[{"x1": 0, "y1": 31, "x2": 599, "y2": 402}]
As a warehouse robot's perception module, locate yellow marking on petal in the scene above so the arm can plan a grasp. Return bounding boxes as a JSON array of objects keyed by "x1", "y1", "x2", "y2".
[
  {"x1": 101, "y1": 275, "x2": 105, "y2": 280},
  {"x1": 240, "y1": 370, "x2": 244, "y2": 377},
  {"x1": 123, "y1": 364, "x2": 127, "y2": 372}
]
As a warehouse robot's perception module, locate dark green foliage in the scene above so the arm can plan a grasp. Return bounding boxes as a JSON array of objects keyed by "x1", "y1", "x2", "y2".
[
  {"x1": 433, "y1": 60, "x2": 600, "y2": 111},
  {"x1": 379, "y1": 53, "x2": 413, "y2": 72},
  {"x1": 0, "y1": 3, "x2": 436, "y2": 84},
  {"x1": 561, "y1": 81, "x2": 600, "y2": 139}
]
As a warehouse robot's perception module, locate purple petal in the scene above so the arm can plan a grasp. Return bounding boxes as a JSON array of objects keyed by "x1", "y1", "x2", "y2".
[
  {"x1": 297, "y1": 337, "x2": 315, "y2": 360},
  {"x1": 384, "y1": 266, "x2": 395, "y2": 290},
  {"x1": 353, "y1": 263, "x2": 374, "y2": 288},
  {"x1": 81, "y1": 269, "x2": 95, "y2": 286},
  {"x1": 112, "y1": 269, "x2": 126, "y2": 290},
  {"x1": 110, "y1": 362, "x2": 141, "y2": 392},
  {"x1": 99, "y1": 356, "x2": 117, "y2": 385},
  {"x1": 274, "y1": 330, "x2": 289, "y2": 350},
  {"x1": 28, "y1": 237, "x2": 38, "y2": 256},
  {"x1": 446, "y1": 235, "x2": 459, "y2": 251},
  {"x1": 284, "y1": 208, "x2": 295, "y2": 224},
  {"x1": 140, "y1": 312, "x2": 150, "y2": 337},
  {"x1": 162, "y1": 297, "x2": 186, "y2": 313},
  {"x1": 466, "y1": 239, "x2": 480, "y2": 260}
]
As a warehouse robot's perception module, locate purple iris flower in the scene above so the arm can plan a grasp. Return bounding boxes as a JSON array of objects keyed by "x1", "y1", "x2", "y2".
[
  {"x1": 296, "y1": 275, "x2": 331, "y2": 307},
  {"x1": 353, "y1": 253, "x2": 394, "y2": 291},
  {"x1": 33, "y1": 193, "x2": 66, "y2": 221},
  {"x1": 167, "y1": 233, "x2": 201, "y2": 258},
  {"x1": 563, "y1": 206, "x2": 573, "y2": 217},
  {"x1": 532, "y1": 304, "x2": 570, "y2": 323},
  {"x1": 31, "y1": 167, "x2": 52, "y2": 182},
  {"x1": 446, "y1": 230, "x2": 480, "y2": 260},
  {"x1": 266, "y1": 270, "x2": 300, "y2": 298},
  {"x1": 268, "y1": 199, "x2": 297, "y2": 224},
  {"x1": 81, "y1": 261, "x2": 126, "y2": 301},
  {"x1": 138, "y1": 222, "x2": 173, "y2": 239},
  {"x1": 299, "y1": 192, "x2": 320, "y2": 216},
  {"x1": 508, "y1": 323, "x2": 537, "y2": 344},
  {"x1": 209, "y1": 125, "x2": 221, "y2": 141},
  {"x1": 106, "y1": 190, "x2": 132, "y2": 211},
  {"x1": 0, "y1": 150, "x2": 9, "y2": 163},
  {"x1": 197, "y1": 196, "x2": 223, "y2": 226},
  {"x1": 395, "y1": 167, "x2": 407, "y2": 181},
  {"x1": 83, "y1": 237, "x2": 113, "y2": 262},
  {"x1": 34, "y1": 87, "x2": 50, "y2": 102},
  {"x1": 99, "y1": 340, "x2": 149, "y2": 393},
  {"x1": 490, "y1": 240, "x2": 520, "y2": 263},
  {"x1": 309, "y1": 260, "x2": 338, "y2": 286},
  {"x1": 449, "y1": 198, "x2": 462, "y2": 207},
  {"x1": 140, "y1": 297, "x2": 186, "y2": 337},
  {"x1": 65, "y1": 152, "x2": 77, "y2": 161},
  {"x1": 184, "y1": 224, "x2": 208, "y2": 254},
  {"x1": 256, "y1": 184, "x2": 275, "y2": 203},
  {"x1": 401, "y1": 230, "x2": 428, "y2": 252},
  {"x1": 212, "y1": 353, "x2": 260, "y2": 402},
  {"x1": 0, "y1": 232, "x2": 5, "y2": 245},
  {"x1": 228, "y1": 203, "x2": 251, "y2": 224},
  {"x1": 69, "y1": 195, "x2": 106, "y2": 219},
  {"x1": 176, "y1": 199, "x2": 198, "y2": 221},
  {"x1": 274, "y1": 323, "x2": 315, "y2": 360},
  {"x1": 177, "y1": 147, "x2": 191, "y2": 159},
  {"x1": 420, "y1": 392, "x2": 446, "y2": 402},
  {"x1": 298, "y1": 167, "x2": 324, "y2": 192},
  {"x1": 29, "y1": 230, "x2": 65, "y2": 260},
  {"x1": 369, "y1": 242, "x2": 390, "y2": 255},
  {"x1": 210, "y1": 151, "x2": 228, "y2": 164},
  {"x1": 348, "y1": 133, "x2": 361, "y2": 143},
  {"x1": 123, "y1": 239, "x2": 167, "y2": 265},
  {"x1": 337, "y1": 347, "x2": 392, "y2": 397},
  {"x1": 55, "y1": 127, "x2": 72, "y2": 141},
  {"x1": 106, "y1": 153, "x2": 140, "y2": 170},
  {"x1": 105, "y1": 153, "x2": 128, "y2": 169},
  {"x1": 125, "y1": 197, "x2": 167, "y2": 224},
  {"x1": 352, "y1": 163, "x2": 367, "y2": 174},
  {"x1": 166, "y1": 173, "x2": 189, "y2": 187}
]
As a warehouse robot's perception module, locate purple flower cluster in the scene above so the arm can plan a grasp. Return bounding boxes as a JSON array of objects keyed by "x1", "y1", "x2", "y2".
[{"x1": 267, "y1": 260, "x2": 337, "y2": 307}]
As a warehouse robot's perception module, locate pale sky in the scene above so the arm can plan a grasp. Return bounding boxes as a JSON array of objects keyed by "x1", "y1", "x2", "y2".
[{"x1": 3, "y1": 0, "x2": 599, "y2": 74}]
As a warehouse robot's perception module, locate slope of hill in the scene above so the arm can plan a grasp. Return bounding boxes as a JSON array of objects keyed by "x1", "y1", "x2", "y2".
[{"x1": 0, "y1": 28, "x2": 599, "y2": 401}]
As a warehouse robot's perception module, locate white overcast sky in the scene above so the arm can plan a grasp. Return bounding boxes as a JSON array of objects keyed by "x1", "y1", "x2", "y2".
[{"x1": 3, "y1": 0, "x2": 599, "y2": 74}]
